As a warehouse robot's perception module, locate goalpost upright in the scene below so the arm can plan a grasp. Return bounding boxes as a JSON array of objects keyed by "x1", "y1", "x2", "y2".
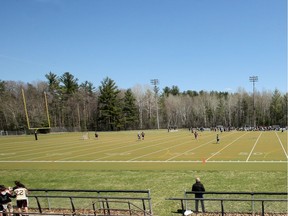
[
  {"x1": 22, "y1": 89, "x2": 51, "y2": 131},
  {"x1": 44, "y1": 91, "x2": 51, "y2": 128}
]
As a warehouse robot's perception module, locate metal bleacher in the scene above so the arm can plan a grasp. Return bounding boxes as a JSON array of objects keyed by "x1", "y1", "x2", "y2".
[
  {"x1": 14, "y1": 189, "x2": 288, "y2": 216},
  {"x1": 167, "y1": 191, "x2": 288, "y2": 216}
]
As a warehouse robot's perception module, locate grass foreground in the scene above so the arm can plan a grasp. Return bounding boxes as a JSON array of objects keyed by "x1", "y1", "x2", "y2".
[{"x1": 0, "y1": 169, "x2": 287, "y2": 215}]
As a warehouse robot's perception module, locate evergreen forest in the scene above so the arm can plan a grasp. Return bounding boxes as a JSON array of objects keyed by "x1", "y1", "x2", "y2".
[{"x1": 0, "y1": 72, "x2": 287, "y2": 132}]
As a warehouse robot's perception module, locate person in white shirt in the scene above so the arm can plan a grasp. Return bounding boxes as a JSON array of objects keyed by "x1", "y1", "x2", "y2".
[{"x1": 13, "y1": 181, "x2": 29, "y2": 215}]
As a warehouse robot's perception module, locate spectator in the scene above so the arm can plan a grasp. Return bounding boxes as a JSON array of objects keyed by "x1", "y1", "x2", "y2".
[
  {"x1": 13, "y1": 181, "x2": 29, "y2": 215},
  {"x1": 0, "y1": 185, "x2": 15, "y2": 216},
  {"x1": 191, "y1": 177, "x2": 205, "y2": 213}
]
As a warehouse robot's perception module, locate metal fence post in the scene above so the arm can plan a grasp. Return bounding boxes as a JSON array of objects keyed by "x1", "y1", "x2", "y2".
[
  {"x1": 184, "y1": 189, "x2": 188, "y2": 211},
  {"x1": 35, "y1": 196, "x2": 42, "y2": 213},
  {"x1": 181, "y1": 199, "x2": 185, "y2": 216},
  {"x1": 45, "y1": 190, "x2": 51, "y2": 210},
  {"x1": 128, "y1": 201, "x2": 132, "y2": 216},
  {"x1": 251, "y1": 192, "x2": 255, "y2": 215},
  {"x1": 69, "y1": 197, "x2": 76, "y2": 215},
  {"x1": 142, "y1": 199, "x2": 146, "y2": 216},
  {"x1": 148, "y1": 189, "x2": 153, "y2": 215},
  {"x1": 105, "y1": 198, "x2": 110, "y2": 215},
  {"x1": 261, "y1": 201, "x2": 265, "y2": 216},
  {"x1": 221, "y1": 200, "x2": 224, "y2": 216},
  {"x1": 92, "y1": 202, "x2": 97, "y2": 216}
]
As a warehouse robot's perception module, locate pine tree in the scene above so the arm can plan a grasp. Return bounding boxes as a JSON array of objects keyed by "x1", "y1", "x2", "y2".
[
  {"x1": 98, "y1": 77, "x2": 121, "y2": 131},
  {"x1": 270, "y1": 89, "x2": 283, "y2": 126},
  {"x1": 123, "y1": 89, "x2": 138, "y2": 130}
]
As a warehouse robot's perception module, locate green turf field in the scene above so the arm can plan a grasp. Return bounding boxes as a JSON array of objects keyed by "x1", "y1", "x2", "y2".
[
  {"x1": 0, "y1": 130, "x2": 287, "y2": 170},
  {"x1": 0, "y1": 130, "x2": 287, "y2": 215}
]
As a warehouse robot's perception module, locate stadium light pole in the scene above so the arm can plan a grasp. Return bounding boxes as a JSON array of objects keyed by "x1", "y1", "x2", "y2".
[
  {"x1": 249, "y1": 76, "x2": 258, "y2": 129},
  {"x1": 150, "y1": 79, "x2": 160, "y2": 129}
]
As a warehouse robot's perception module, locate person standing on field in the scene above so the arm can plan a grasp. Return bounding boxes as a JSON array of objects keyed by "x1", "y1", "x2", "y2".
[
  {"x1": 192, "y1": 177, "x2": 205, "y2": 213},
  {"x1": 141, "y1": 131, "x2": 145, "y2": 140},
  {"x1": 216, "y1": 134, "x2": 220, "y2": 144},
  {"x1": 34, "y1": 130, "x2": 38, "y2": 140},
  {"x1": 13, "y1": 181, "x2": 29, "y2": 215},
  {"x1": 194, "y1": 131, "x2": 198, "y2": 140}
]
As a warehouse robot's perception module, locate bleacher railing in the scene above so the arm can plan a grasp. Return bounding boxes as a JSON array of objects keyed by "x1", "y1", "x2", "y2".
[
  {"x1": 167, "y1": 191, "x2": 288, "y2": 216},
  {"x1": 27, "y1": 189, "x2": 153, "y2": 216}
]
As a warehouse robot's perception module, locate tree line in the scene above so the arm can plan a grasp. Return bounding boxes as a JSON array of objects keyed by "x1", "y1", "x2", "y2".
[{"x1": 0, "y1": 72, "x2": 287, "y2": 132}]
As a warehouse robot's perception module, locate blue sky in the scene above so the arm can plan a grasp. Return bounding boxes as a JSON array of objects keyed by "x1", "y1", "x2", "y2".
[{"x1": 0, "y1": 0, "x2": 287, "y2": 93}]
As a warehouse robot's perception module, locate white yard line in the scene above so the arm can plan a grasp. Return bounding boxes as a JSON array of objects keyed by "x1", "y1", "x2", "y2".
[
  {"x1": 246, "y1": 132, "x2": 262, "y2": 162},
  {"x1": 2, "y1": 139, "x2": 94, "y2": 160},
  {"x1": 274, "y1": 132, "x2": 288, "y2": 159},
  {"x1": 129, "y1": 133, "x2": 217, "y2": 161},
  {"x1": 129, "y1": 139, "x2": 193, "y2": 161},
  {"x1": 59, "y1": 139, "x2": 144, "y2": 160},
  {"x1": 96, "y1": 134, "x2": 186, "y2": 161},
  {"x1": 205, "y1": 132, "x2": 248, "y2": 161},
  {"x1": 53, "y1": 133, "x2": 181, "y2": 161},
  {"x1": 165, "y1": 140, "x2": 214, "y2": 161},
  {"x1": 166, "y1": 132, "x2": 235, "y2": 161}
]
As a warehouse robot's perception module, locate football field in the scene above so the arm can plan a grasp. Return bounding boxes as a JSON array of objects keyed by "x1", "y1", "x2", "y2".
[
  {"x1": 0, "y1": 130, "x2": 287, "y2": 215},
  {"x1": 0, "y1": 129, "x2": 287, "y2": 171}
]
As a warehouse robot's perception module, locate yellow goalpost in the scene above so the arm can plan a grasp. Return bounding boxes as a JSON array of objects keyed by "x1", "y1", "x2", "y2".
[{"x1": 22, "y1": 89, "x2": 51, "y2": 131}]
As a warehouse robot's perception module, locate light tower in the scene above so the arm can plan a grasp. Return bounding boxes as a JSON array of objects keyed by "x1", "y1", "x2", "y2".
[
  {"x1": 249, "y1": 76, "x2": 258, "y2": 129},
  {"x1": 150, "y1": 79, "x2": 160, "y2": 129}
]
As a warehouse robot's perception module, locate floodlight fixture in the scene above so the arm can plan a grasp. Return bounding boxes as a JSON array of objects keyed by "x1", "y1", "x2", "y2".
[
  {"x1": 249, "y1": 76, "x2": 258, "y2": 128},
  {"x1": 150, "y1": 79, "x2": 160, "y2": 129}
]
